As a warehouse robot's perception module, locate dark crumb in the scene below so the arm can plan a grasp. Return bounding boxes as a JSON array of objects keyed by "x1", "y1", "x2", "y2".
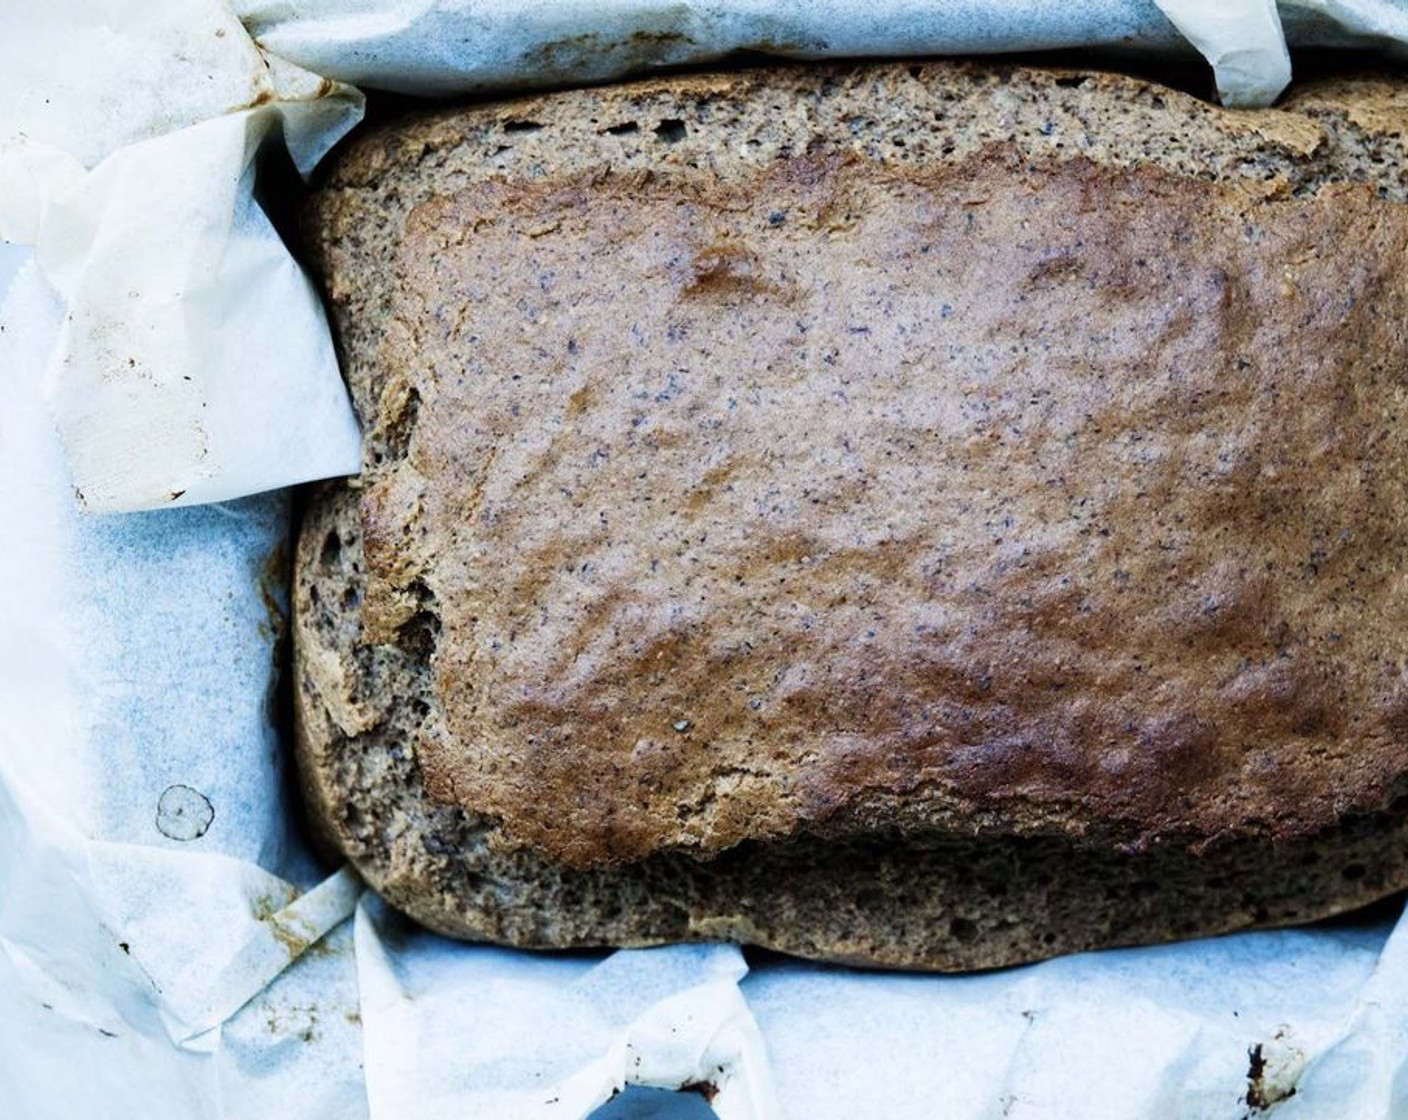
[{"x1": 679, "y1": 1080, "x2": 718, "y2": 1103}]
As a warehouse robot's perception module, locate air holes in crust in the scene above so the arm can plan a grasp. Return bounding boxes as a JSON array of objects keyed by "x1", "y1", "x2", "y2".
[
  {"x1": 320, "y1": 531, "x2": 342, "y2": 568},
  {"x1": 655, "y1": 118, "x2": 688, "y2": 143},
  {"x1": 399, "y1": 611, "x2": 441, "y2": 661},
  {"x1": 949, "y1": 917, "x2": 979, "y2": 943}
]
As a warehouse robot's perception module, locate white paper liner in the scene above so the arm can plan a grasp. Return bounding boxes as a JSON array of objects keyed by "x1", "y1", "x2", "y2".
[
  {"x1": 745, "y1": 923, "x2": 1402, "y2": 1117},
  {"x1": 6, "y1": 3, "x2": 1408, "y2": 1118},
  {"x1": 1155, "y1": 0, "x2": 1290, "y2": 107},
  {"x1": 0, "y1": 257, "x2": 365, "y2": 1113},
  {"x1": 354, "y1": 897, "x2": 777, "y2": 1119},
  {"x1": 237, "y1": 0, "x2": 1196, "y2": 98},
  {"x1": 0, "y1": 0, "x2": 365, "y2": 513}
]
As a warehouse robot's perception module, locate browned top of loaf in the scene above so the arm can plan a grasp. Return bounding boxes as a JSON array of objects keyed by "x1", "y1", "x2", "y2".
[{"x1": 306, "y1": 63, "x2": 1408, "y2": 871}]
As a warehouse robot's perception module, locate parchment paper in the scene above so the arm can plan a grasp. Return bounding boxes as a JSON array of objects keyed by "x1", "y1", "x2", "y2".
[
  {"x1": 0, "y1": 0, "x2": 365, "y2": 512},
  {"x1": 5, "y1": 3, "x2": 1408, "y2": 1118}
]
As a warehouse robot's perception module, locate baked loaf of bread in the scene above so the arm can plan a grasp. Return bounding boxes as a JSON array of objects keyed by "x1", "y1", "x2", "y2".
[{"x1": 297, "y1": 62, "x2": 1408, "y2": 969}]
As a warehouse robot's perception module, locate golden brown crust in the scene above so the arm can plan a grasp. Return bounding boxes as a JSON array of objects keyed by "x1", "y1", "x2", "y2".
[{"x1": 357, "y1": 145, "x2": 1408, "y2": 869}]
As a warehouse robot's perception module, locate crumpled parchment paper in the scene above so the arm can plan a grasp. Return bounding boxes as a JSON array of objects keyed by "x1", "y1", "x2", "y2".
[
  {"x1": 0, "y1": 0, "x2": 365, "y2": 512},
  {"x1": 5, "y1": 3, "x2": 1408, "y2": 1118}
]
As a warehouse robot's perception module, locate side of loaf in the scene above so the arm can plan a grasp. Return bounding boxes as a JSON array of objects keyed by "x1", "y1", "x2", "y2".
[{"x1": 297, "y1": 62, "x2": 1408, "y2": 969}]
